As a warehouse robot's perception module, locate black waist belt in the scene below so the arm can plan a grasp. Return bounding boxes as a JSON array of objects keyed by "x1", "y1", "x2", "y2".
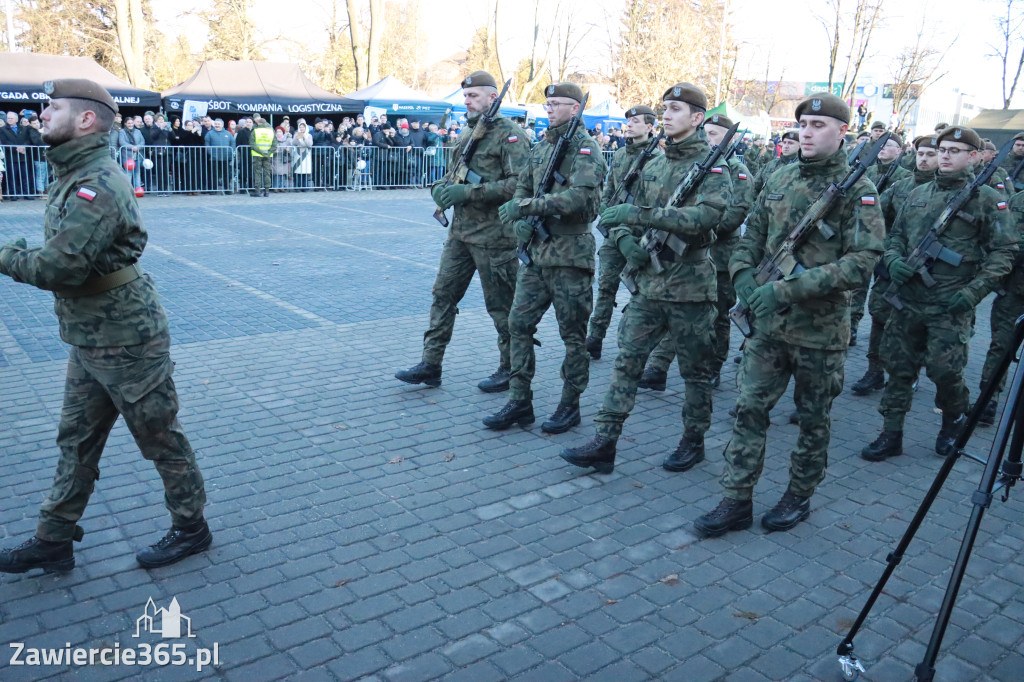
[{"x1": 54, "y1": 263, "x2": 143, "y2": 299}]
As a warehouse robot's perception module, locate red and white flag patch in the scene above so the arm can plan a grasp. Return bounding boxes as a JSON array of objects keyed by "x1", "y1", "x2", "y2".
[
  {"x1": 737, "y1": 172, "x2": 748, "y2": 180},
  {"x1": 508, "y1": 135, "x2": 519, "y2": 143},
  {"x1": 579, "y1": 147, "x2": 591, "y2": 155},
  {"x1": 710, "y1": 166, "x2": 723, "y2": 174},
  {"x1": 997, "y1": 183, "x2": 1005, "y2": 190},
  {"x1": 76, "y1": 187, "x2": 97, "y2": 201},
  {"x1": 998, "y1": 201, "x2": 1008, "y2": 210},
  {"x1": 861, "y1": 196, "x2": 876, "y2": 206}
]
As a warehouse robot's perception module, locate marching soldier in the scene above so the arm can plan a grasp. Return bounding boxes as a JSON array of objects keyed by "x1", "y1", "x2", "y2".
[
  {"x1": 861, "y1": 126, "x2": 1017, "y2": 462},
  {"x1": 483, "y1": 83, "x2": 606, "y2": 433},
  {"x1": 395, "y1": 71, "x2": 530, "y2": 392},
  {"x1": 559, "y1": 83, "x2": 731, "y2": 474},
  {"x1": 586, "y1": 104, "x2": 660, "y2": 361},
  {"x1": 850, "y1": 135, "x2": 939, "y2": 396},
  {"x1": 0, "y1": 79, "x2": 210, "y2": 573},
  {"x1": 694, "y1": 93, "x2": 884, "y2": 537}
]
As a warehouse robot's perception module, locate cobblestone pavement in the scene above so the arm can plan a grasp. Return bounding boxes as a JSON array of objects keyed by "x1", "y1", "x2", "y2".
[{"x1": 1, "y1": 190, "x2": 1023, "y2": 682}]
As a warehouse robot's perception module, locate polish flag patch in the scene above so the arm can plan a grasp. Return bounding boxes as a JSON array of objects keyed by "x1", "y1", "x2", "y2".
[
  {"x1": 710, "y1": 166, "x2": 723, "y2": 174},
  {"x1": 508, "y1": 135, "x2": 519, "y2": 143},
  {"x1": 737, "y1": 172, "x2": 748, "y2": 180},
  {"x1": 997, "y1": 183, "x2": 1005, "y2": 190},
  {"x1": 998, "y1": 201, "x2": 1008, "y2": 210},
  {"x1": 76, "y1": 187, "x2": 97, "y2": 201},
  {"x1": 579, "y1": 147, "x2": 591, "y2": 155},
  {"x1": 861, "y1": 196, "x2": 876, "y2": 205}
]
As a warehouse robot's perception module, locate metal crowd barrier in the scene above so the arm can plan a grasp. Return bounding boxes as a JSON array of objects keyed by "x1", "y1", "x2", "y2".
[{"x1": 1, "y1": 144, "x2": 50, "y2": 199}]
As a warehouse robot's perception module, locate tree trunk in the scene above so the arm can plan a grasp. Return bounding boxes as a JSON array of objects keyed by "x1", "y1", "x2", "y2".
[
  {"x1": 367, "y1": 0, "x2": 383, "y2": 84},
  {"x1": 113, "y1": 0, "x2": 141, "y2": 86},
  {"x1": 345, "y1": 0, "x2": 367, "y2": 88}
]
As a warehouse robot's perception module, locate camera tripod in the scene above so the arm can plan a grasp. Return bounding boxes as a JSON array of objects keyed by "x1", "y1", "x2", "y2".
[{"x1": 837, "y1": 316, "x2": 1024, "y2": 681}]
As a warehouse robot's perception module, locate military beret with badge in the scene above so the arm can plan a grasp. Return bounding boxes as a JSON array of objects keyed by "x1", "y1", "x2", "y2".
[
  {"x1": 913, "y1": 135, "x2": 938, "y2": 150},
  {"x1": 935, "y1": 126, "x2": 982, "y2": 150},
  {"x1": 545, "y1": 83, "x2": 584, "y2": 103},
  {"x1": 461, "y1": 70, "x2": 498, "y2": 89},
  {"x1": 625, "y1": 105, "x2": 656, "y2": 118},
  {"x1": 43, "y1": 79, "x2": 118, "y2": 113},
  {"x1": 781, "y1": 129, "x2": 799, "y2": 142},
  {"x1": 662, "y1": 82, "x2": 707, "y2": 112},
  {"x1": 794, "y1": 92, "x2": 850, "y2": 124},
  {"x1": 705, "y1": 113, "x2": 734, "y2": 129}
]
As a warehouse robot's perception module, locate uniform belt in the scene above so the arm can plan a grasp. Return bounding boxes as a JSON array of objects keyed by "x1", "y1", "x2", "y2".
[
  {"x1": 660, "y1": 247, "x2": 710, "y2": 264},
  {"x1": 547, "y1": 222, "x2": 591, "y2": 236},
  {"x1": 54, "y1": 263, "x2": 143, "y2": 299}
]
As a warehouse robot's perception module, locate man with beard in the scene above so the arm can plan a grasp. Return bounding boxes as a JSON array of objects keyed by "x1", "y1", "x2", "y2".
[{"x1": 0, "y1": 79, "x2": 211, "y2": 574}]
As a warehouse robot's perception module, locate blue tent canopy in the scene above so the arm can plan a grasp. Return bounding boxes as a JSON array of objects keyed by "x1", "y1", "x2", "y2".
[
  {"x1": 582, "y1": 99, "x2": 627, "y2": 130},
  {"x1": 441, "y1": 89, "x2": 529, "y2": 119},
  {"x1": 344, "y1": 76, "x2": 452, "y2": 120}
]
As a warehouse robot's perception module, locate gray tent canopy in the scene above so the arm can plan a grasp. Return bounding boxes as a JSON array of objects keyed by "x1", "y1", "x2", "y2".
[
  {"x1": 964, "y1": 109, "x2": 1024, "y2": 147},
  {"x1": 0, "y1": 53, "x2": 161, "y2": 109},
  {"x1": 161, "y1": 61, "x2": 360, "y2": 117}
]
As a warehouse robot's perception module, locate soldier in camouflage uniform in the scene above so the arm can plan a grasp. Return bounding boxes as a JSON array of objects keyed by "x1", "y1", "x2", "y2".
[
  {"x1": 0, "y1": 79, "x2": 209, "y2": 574},
  {"x1": 850, "y1": 135, "x2": 939, "y2": 396},
  {"x1": 396, "y1": 71, "x2": 531, "y2": 392},
  {"x1": 638, "y1": 113, "x2": 752, "y2": 392},
  {"x1": 976, "y1": 191, "x2": 1024, "y2": 425},
  {"x1": 694, "y1": 93, "x2": 885, "y2": 537},
  {"x1": 585, "y1": 104, "x2": 660, "y2": 361},
  {"x1": 483, "y1": 83, "x2": 606, "y2": 434},
  {"x1": 753, "y1": 129, "x2": 800, "y2": 196},
  {"x1": 559, "y1": 83, "x2": 731, "y2": 474},
  {"x1": 978, "y1": 139, "x2": 1015, "y2": 196},
  {"x1": 744, "y1": 136, "x2": 773, "y2": 176},
  {"x1": 862, "y1": 126, "x2": 1018, "y2": 462},
  {"x1": 999, "y1": 132, "x2": 1024, "y2": 188},
  {"x1": 848, "y1": 132, "x2": 912, "y2": 345}
]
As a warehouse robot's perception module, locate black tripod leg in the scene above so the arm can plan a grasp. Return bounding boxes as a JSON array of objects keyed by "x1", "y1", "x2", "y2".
[{"x1": 838, "y1": 316, "x2": 1024, "y2": 677}]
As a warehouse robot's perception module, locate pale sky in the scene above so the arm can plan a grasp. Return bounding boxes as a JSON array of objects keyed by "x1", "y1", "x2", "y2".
[{"x1": 153, "y1": 0, "x2": 1018, "y2": 109}]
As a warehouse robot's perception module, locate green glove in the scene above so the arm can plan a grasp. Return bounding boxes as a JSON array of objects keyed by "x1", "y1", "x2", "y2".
[
  {"x1": 430, "y1": 184, "x2": 448, "y2": 208},
  {"x1": 734, "y1": 268, "x2": 757, "y2": 303},
  {"x1": 0, "y1": 238, "x2": 27, "y2": 274},
  {"x1": 616, "y1": 234, "x2": 650, "y2": 269},
  {"x1": 888, "y1": 257, "x2": 916, "y2": 286},
  {"x1": 599, "y1": 203, "x2": 608, "y2": 214},
  {"x1": 600, "y1": 204, "x2": 638, "y2": 227},
  {"x1": 747, "y1": 283, "x2": 779, "y2": 318},
  {"x1": 498, "y1": 199, "x2": 523, "y2": 224},
  {"x1": 513, "y1": 220, "x2": 535, "y2": 244},
  {"x1": 440, "y1": 184, "x2": 474, "y2": 207},
  {"x1": 947, "y1": 290, "x2": 977, "y2": 315}
]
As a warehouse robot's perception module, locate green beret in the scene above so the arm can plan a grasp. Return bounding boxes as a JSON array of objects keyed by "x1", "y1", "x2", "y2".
[
  {"x1": 544, "y1": 82, "x2": 584, "y2": 103},
  {"x1": 661, "y1": 82, "x2": 707, "y2": 112},
  {"x1": 870, "y1": 121, "x2": 885, "y2": 130},
  {"x1": 780, "y1": 129, "x2": 799, "y2": 142},
  {"x1": 936, "y1": 126, "x2": 982, "y2": 150},
  {"x1": 704, "y1": 113, "x2": 733, "y2": 129},
  {"x1": 982, "y1": 138, "x2": 997, "y2": 152},
  {"x1": 625, "y1": 105, "x2": 656, "y2": 118},
  {"x1": 1013, "y1": 131, "x2": 1024, "y2": 141},
  {"x1": 43, "y1": 78, "x2": 118, "y2": 113},
  {"x1": 887, "y1": 132, "x2": 903, "y2": 147},
  {"x1": 461, "y1": 71, "x2": 497, "y2": 89},
  {"x1": 913, "y1": 135, "x2": 938, "y2": 150},
  {"x1": 794, "y1": 93, "x2": 850, "y2": 124}
]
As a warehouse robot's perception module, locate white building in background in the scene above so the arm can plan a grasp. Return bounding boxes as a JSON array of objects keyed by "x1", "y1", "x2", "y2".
[{"x1": 852, "y1": 80, "x2": 981, "y2": 138}]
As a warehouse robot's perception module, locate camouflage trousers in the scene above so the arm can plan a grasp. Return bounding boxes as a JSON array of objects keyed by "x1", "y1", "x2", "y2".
[
  {"x1": 588, "y1": 239, "x2": 627, "y2": 341},
  {"x1": 980, "y1": 291, "x2": 1024, "y2": 396},
  {"x1": 864, "y1": 272, "x2": 892, "y2": 372},
  {"x1": 646, "y1": 270, "x2": 734, "y2": 375},
  {"x1": 721, "y1": 336, "x2": 845, "y2": 501},
  {"x1": 595, "y1": 295, "x2": 715, "y2": 440},
  {"x1": 37, "y1": 333, "x2": 206, "y2": 542},
  {"x1": 849, "y1": 274, "x2": 872, "y2": 336},
  {"x1": 879, "y1": 305, "x2": 972, "y2": 431},
  {"x1": 252, "y1": 156, "x2": 273, "y2": 193},
  {"x1": 422, "y1": 238, "x2": 518, "y2": 368},
  {"x1": 508, "y1": 264, "x2": 593, "y2": 403}
]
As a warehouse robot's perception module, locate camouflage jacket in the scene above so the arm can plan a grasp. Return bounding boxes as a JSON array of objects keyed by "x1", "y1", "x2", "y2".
[
  {"x1": 609, "y1": 128, "x2": 732, "y2": 303},
  {"x1": 885, "y1": 168, "x2": 1018, "y2": 307},
  {"x1": 0, "y1": 132, "x2": 168, "y2": 347},
  {"x1": 436, "y1": 114, "x2": 531, "y2": 248},
  {"x1": 600, "y1": 137, "x2": 661, "y2": 238},
  {"x1": 744, "y1": 146, "x2": 773, "y2": 175},
  {"x1": 1000, "y1": 152, "x2": 1024, "y2": 187},
  {"x1": 983, "y1": 167, "x2": 1014, "y2": 197},
  {"x1": 880, "y1": 169, "x2": 934, "y2": 231},
  {"x1": 513, "y1": 120, "x2": 606, "y2": 270},
  {"x1": 1000, "y1": 192, "x2": 1024, "y2": 297},
  {"x1": 753, "y1": 152, "x2": 797, "y2": 195},
  {"x1": 730, "y1": 145, "x2": 885, "y2": 351},
  {"x1": 900, "y1": 152, "x2": 917, "y2": 171},
  {"x1": 711, "y1": 156, "x2": 754, "y2": 273},
  {"x1": 865, "y1": 159, "x2": 912, "y2": 194}
]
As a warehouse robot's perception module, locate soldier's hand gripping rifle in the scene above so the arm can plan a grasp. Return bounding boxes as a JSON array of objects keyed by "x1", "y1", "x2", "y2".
[
  {"x1": 592, "y1": 132, "x2": 665, "y2": 238},
  {"x1": 517, "y1": 92, "x2": 590, "y2": 266},
  {"x1": 619, "y1": 121, "x2": 740, "y2": 295},
  {"x1": 874, "y1": 148, "x2": 904, "y2": 195},
  {"x1": 729, "y1": 132, "x2": 891, "y2": 338},
  {"x1": 881, "y1": 136, "x2": 1015, "y2": 311},
  {"x1": 432, "y1": 78, "x2": 512, "y2": 227}
]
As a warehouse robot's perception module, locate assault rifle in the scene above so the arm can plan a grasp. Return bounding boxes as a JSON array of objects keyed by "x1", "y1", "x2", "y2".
[
  {"x1": 847, "y1": 139, "x2": 867, "y2": 164},
  {"x1": 729, "y1": 132, "x2": 891, "y2": 337},
  {"x1": 874, "y1": 149, "x2": 905, "y2": 195},
  {"x1": 432, "y1": 78, "x2": 512, "y2": 227},
  {"x1": 619, "y1": 121, "x2": 740, "y2": 295},
  {"x1": 517, "y1": 92, "x2": 590, "y2": 266},
  {"x1": 881, "y1": 136, "x2": 1015, "y2": 311},
  {"x1": 592, "y1": 132, "x2": 664, "y2": 237},
  {"x1": 724, "y1": 129, "x2": 749, "y2": 162}
]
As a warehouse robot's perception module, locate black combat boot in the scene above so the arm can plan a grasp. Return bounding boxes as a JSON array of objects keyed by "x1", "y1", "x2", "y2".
[
  {"x1": 478, "y1": 366, "x2": 510, "y2": 393},
  {"x1": 851, "y1": 369, "x2": 885, "y2": 396},
  {"x1": 0, "y1": 536, "x2": 75, "y2": 574},
  {"x1": 395, "y1": 361, "x2": 442, "y2": 387},
  {"x1": 662, "y1": 434, "x2": 705, "y2": 472},
  {"x1": 978, "y1": 399, "x2": 998, "y2": 427},
  {"x1": 137, "y1": 519, "x2": 213, "y2": 569},
  {"x1": 860, "y1": 430, "x2": 903, "y2": 461},
  {"x1": 560, "y1": 436, "x2": 616, "y2": 474},
  {"x1": 542, "y1": 399, "x2": 581, "y2": 434},
  {"x1": 638, "y1": 367, "x2": 667, "y2": 391},
  {"x1": 935, "y1": 413, "x2": 964, "y2": 457},
  {"x1": 483, "y1": 397, "x2": 535, "y2": 430},
  {"x1": 761, "y1": 492, "x2": 811, "y2": 532},
  {"x1": 693, "y1": 498, "x2": 754, "y2": 538},
  {"x1": 586, "y1": 336, "x2": 602, "y2": 360},
  {"x1": 733, "y1": 354, "x2": 742, "y2": 364},
  {"x1": 788, "y1": 410, "x2": 800, "y2": 425}
]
